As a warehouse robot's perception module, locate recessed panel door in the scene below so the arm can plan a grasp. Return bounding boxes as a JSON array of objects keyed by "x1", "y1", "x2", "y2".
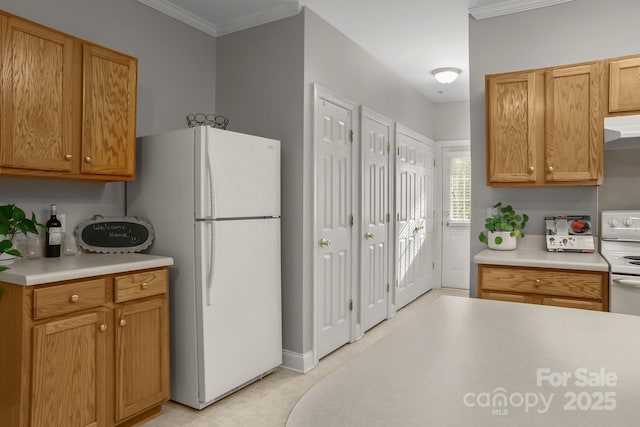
[
  {"x1": 396, "y1": 126, "x2": 435, "y2": 310},
  {"x1": 315, "y1": 94, "x2": 354, "y2": 359},
  {"x1": 361, "y1": 109, "x2": 392, "y2": 332}
]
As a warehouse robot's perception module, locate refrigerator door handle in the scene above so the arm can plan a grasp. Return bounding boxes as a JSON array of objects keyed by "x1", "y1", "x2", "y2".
[
  {"x1": 205, "y1": 134, "x2": 215, "y2": 219},
  {"x1": 206, "y1": 221, "x2": 215, "y2": 306}
]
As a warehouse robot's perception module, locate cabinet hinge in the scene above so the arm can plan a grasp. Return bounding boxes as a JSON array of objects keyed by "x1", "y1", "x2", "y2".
[
  {"x1": 386, "y1": 213, "x2": 390, "y2": 223},
  {"x1": 349, "y1": 130, "x2": 354, "y2": 143},
  {"x1": 349, "y1": 299, "x2": 353, "y2": 311},
  {"x1": 350, "y1": 214, "x2": 354, "y2": 227}
]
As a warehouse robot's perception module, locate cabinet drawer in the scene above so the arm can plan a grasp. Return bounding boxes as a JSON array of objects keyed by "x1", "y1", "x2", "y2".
[
  {"x1": 542, "y1": 297, "x2": 604, "y2": 311},
  {"x1": 480, "y1": 266, "x2": 603, "y2": 299},
  {"x1": 33, "y1": 278, "x2": 107, "y2": 320},
  {"x1": 115, "y1": 269, "x2": 168, "y2": 303},
  {"x1": 480, "y1": 291, "x2": 536, "y2": 304}
]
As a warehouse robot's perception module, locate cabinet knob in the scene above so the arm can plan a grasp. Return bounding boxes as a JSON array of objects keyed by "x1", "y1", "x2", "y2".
[
  {"x1": 99, "y1": 324, "x2": 107, "y2": 332},
  {"x1": 547, "y1": 165, "x2": 554, "y2": 173},
  {"x1": 141, "y1": 282, "x2": 148, "y2": 289},
  {"x1": 64, "y1": 154, "x2": 72, "y2": 160},
  {"x1": 119, "y1": 319, "x2": 127, "y2": 327},
  {"x1": 84, "y1": 156, "x2": 92, "y2": 163},
  {"x1": 528, "y1": 166, "x2": 535, "y2": 173},
  {"x1": 70, "y1": 294, "x2": 79, "y2": 303},
  {"x1": 535, "y1": 279, "x2": 541, "y2": 287}
]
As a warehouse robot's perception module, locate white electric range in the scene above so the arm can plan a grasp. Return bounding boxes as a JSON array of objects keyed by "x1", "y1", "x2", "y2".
[{"x1": 600, "y1": 210, "x2": 640, "y2": 315}]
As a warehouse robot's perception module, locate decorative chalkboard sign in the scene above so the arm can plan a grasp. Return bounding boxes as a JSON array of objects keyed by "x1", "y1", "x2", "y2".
[{"x1": 76, "y1": 216, "x2": 155, "y2": 253}]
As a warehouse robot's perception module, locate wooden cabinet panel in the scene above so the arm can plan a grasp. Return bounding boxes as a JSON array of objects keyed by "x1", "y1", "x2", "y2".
[
  {"x1": 0, "y1": 15, "x2": 73, "y2": 171},
  {"x1": 115, "y1": 297, "x2": 169, "y2": 421},
  {"x1": 478, "y1": 264, "x2": 608, "y2": 312},
  {"x1": 486, "y1": 72, "x2": 543, "y2": 183},
  {"x1": 542, "y1": 297, "x2": 603, "y2": 311},
  {"x1": 609, "y1": 56, "x2": 640, "y2": 113},
  {"x1": 114, "y1": 269, "x2": 167, "y2": 303},
  {"x1": 33, "y1": 278, "x2": 107, "y2": 319},
  {"x1": 82, "y1": 44, "x2": 136, "y2": 177},
  {"x1": 545, "y1": 63, "x2": 602, "y2": 183},
  {"x1": 31, "y1": 311, "x2": 106, "y2": 427}
]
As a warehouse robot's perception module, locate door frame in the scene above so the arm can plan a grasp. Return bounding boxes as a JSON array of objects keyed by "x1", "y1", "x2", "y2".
[
  {"x1": 312, "y1": 84, "x2": 359, "y2": 365},
  {"x1": 359, "y1": 106, "x2": 395, "y2": 332},
  {"x1": 435, "y1": 140, "x2": 470, "y2": 290}
]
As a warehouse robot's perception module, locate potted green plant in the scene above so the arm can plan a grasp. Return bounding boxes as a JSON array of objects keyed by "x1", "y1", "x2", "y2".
[
  {"x1": 0, "y1": 204, "x2": 46, "y2": 271},
  {"x1": 479, "y1": 202, "x2": 529, "y2": 251}
]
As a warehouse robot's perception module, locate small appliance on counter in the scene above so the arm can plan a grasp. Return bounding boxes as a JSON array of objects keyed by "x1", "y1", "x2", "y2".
[{"x1": 600, "y1": 210, "x2": 640, "y2": 315}]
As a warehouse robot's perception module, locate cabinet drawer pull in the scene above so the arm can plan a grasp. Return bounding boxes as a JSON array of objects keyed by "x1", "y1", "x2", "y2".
[
  {"x1": 64, "y1": 154, "x2": 72, "y2": 160},
  {"x1": 70, "y1": 294, "x2": 79, "y2": 302},
  {"x1": 119, "y1": 319, "x2": 127, "y2": 327},
  {"x1": 534, "y1": 279, "x2": 541, "y2": 287},
  {"x1": 84, "y1": 156, "x2": 92, "y2": 163},
  {"x1": 99, "y1": 324, "x2": 107, "y2": 332},
  {"x1": 141, "y1": 282, "x2": 148, "y2": 290}
]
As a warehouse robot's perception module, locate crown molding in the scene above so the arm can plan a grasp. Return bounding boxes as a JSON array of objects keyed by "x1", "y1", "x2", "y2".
[
  {"x1": 137, "y1": 0, "x2": 218, "y2": 36},
  {"x1": 469, "y1": 0, "x2": 574, "y2": 20},
  {"x1": 138, "y1": 0, "x2": 301, "y2": 38},
  {"x1": 216, "y1": 2, "x2": 302, "y2": 36}
]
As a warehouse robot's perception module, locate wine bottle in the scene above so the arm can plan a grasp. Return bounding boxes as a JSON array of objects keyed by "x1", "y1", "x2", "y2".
[{"x1": 45, "y1": 204, "x2": 62, "y2": 257}]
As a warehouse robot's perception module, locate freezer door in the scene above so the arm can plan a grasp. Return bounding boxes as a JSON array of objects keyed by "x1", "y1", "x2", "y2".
[
  {"x1": 195, "y1": 127, "x2": 280, "y2": 219},
  {"x1": 195, "y1": 218, "x2": 282, "y2": 404}
]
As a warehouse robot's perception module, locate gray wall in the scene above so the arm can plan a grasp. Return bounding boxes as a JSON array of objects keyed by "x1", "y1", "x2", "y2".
[
  {"x1": 434, "y1": 101, "x2": 471, "y2": 141},
  {"x1": 469, "y1": 0, "x2": 640, "y2": 296},
  {"x1": 0, "y1": 0, "x2": 216, "y2": 234},
  {"x1": 215, "y1": 13, "x2": 306, "y2": 355},
  {"x1": 599, "y1": 149, "x2": 640, "y2": 210}
]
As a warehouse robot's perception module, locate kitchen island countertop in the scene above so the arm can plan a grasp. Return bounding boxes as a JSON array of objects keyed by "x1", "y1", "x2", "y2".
[
  {"x1": 0, "y1": 252, "x2": 173, "y2": 285},
  {"x1": 474, "y1": 234, "x2": 609, "y2": 271}
]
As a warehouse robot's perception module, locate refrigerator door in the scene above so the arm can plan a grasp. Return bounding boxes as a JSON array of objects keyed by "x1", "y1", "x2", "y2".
[
  {"x1": 195, "y1": 127, "x2": 280, "y2": 220},
  {"x1": 195, "y1": 218, "x2": 282, "y2": 405}
]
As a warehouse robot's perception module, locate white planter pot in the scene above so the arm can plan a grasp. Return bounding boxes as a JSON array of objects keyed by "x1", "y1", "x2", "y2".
[
  {"x1": 488, "y1": 231, "x2": 517, "y2": 251},
  {"x1": 0, "y1": 251, "x2": 16, "y2": 266}
]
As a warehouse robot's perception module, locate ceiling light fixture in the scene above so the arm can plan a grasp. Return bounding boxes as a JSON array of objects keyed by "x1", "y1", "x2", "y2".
[{"x1": 432, "y1": 67, "x2": 462, "y2": 84}]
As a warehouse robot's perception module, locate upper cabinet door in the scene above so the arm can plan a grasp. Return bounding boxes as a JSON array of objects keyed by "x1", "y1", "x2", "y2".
[
  {"x1": 486, "y1": 72, "x2": 544, "y2": 184},
  {"x1": 545, "y1": 63, "x2": 603, "y2": 184},
  {"x1": 609, "y1": 56, "x2": 640, "y2": 113},
  {"x1": 82, "y1": 44, "x2": 137, "y2": 177},
  {"x1": 0, "y1": 15, "x2": 73, "y2": 171}
]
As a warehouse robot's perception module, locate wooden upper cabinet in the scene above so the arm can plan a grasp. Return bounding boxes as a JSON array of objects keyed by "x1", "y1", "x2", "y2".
[
  {"x1": 486, "y1": 71, "x2": 544, "y2": 184},
  {"x1": 82, "y1": 44, "x2": 137, "y2": 177},
  {"x1": 545, "y1": 63, "x2": 603, "y2": 184},
  {"x1": 486, "y1": 61, "x2": 604, "y2": 187},
  {"x1": 0, "y1": 9, "x2": 137, "y2": 181},
  {"x1": 609, "y1": 56, "x2": 640, "y2": 113},
  {"x1": 0, "y1": 15, "x2": 74, "y2": 171}
]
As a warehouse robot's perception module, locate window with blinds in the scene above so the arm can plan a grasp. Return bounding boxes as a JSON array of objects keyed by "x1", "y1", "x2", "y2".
[{"x1": 449, "y1": 156, "x2": 471, "y2": 222}]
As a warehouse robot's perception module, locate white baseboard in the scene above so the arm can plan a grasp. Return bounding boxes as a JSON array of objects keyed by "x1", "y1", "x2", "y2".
[{"x1": 281, "y1": 349, "x2": 315, "y2": 373}]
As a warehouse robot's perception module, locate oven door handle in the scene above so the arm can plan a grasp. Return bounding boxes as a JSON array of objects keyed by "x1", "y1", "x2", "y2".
[{"x1": 613, "y1": 278, "x2": 640, "y2": 288}]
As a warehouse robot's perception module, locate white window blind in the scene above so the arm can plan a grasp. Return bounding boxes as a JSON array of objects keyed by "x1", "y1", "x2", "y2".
[{"x1": 449, "y1": 156, "x2": 471, "y2": 222}]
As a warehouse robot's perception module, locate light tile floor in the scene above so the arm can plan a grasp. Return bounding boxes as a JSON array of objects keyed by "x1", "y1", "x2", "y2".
[{"x1": 144, "y1": 288, "x2": 469, "y2": 427}]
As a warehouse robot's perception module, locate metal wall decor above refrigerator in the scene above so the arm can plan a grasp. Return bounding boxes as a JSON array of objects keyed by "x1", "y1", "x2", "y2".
[{"x1": 127, "y1": 126, "x2": 282, "y2": 409}]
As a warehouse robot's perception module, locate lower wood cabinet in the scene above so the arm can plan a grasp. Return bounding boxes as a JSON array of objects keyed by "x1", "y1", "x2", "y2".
[
  {"x1": 0, "y1": 267, "x2": 169, "y2": 427},
  {"x1": 478, "y1": 264, "x2": 608, "y2": 311}
]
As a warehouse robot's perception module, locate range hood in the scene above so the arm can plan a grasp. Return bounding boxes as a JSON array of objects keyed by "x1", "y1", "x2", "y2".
[{"x1": 604, "y1": 114, "x2": 640, "y2": 150}]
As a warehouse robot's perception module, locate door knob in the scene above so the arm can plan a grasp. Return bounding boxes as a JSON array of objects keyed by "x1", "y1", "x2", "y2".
[
  {"x1": 319, "y1": 238, "x2": 331, "y2": 248},
  {"x1": 365, "y1": 232, "x2": 374, "y2": 239},
  {"x1": 414, "y1": 226, "x2": 424, "y2": 232}
]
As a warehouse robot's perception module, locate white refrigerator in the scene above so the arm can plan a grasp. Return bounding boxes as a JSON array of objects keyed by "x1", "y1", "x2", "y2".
[{"x1": 127, "y1": 126, "x2": 282, "y2": 409}]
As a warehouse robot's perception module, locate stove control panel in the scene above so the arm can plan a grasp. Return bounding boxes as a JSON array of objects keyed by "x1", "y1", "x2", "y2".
[{"x1": 602, "y1": 210, "x2": 640, "y2": 240}]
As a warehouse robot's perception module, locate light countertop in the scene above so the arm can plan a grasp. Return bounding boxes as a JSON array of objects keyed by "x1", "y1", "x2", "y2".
[
  {"x1": 0, "y1": 253, "x2": 174, "y2": 286},
  {"x1": 473, "y1": 234, "x2": 609, "y2": 272}
]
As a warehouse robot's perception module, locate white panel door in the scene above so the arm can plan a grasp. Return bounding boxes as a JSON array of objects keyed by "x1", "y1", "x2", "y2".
[
  {"x1": 395, "y1": 126, "x2": 435, "y2": 309},
  {"x1": 195, "y1": 218, "x2": 282, "y2": 404},
  {"x1": 441, "y1": 147, "x2": 471, "y2": 289},
  {"x1": 361, "y1": 109, "x2": 392, "y2": 332},
  {"x1": 315, "y1": 92, "x2": 354, "y2": 359},
  {"x1": 195, "y1": 127, "x2": 281, "y2": 220}
]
